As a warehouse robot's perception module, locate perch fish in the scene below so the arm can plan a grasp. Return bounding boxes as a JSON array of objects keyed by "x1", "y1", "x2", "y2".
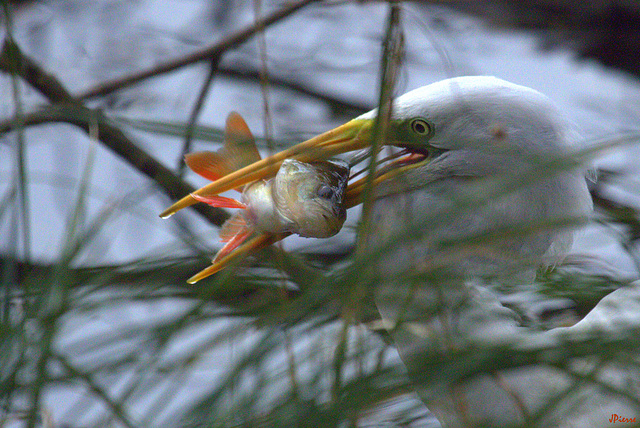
[{"x1": 184, "y1": 112, "x2": 349, "y2": 277}]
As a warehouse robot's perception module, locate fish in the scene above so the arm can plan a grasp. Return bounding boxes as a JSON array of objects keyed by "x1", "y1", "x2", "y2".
[{"x1": 185, "y1": 112, "x2": 349, "y2": 266}]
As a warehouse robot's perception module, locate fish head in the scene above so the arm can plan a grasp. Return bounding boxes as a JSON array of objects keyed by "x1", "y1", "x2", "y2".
[{"x1": 274, "y1": 159, "x2": 350, "y2": 238}]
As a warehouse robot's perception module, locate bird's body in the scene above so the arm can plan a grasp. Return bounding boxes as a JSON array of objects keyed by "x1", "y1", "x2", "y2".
[{"x1": 355, "y1": 78, "x2": 629, "y2": 428}]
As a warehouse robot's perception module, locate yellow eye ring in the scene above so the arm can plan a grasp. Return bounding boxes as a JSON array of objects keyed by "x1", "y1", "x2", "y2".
[{"x1": 410, "y1": 118, "x2": 432, "y2": 136}]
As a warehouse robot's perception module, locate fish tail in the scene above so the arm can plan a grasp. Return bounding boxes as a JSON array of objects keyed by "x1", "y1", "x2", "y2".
[
  {"x1": 184, "y1": 151, "x2": 233, "y2": 182},
  {"x1": 184, "y1": 112, "x2": 261, "y2": 181},
  {"x1": 224, "y1": 112, "x2": 261, "y2": 168}
]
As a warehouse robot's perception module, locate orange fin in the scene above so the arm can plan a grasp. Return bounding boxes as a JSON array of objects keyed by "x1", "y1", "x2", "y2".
[
  {"x1": 185, "y1": 151, "x2": 232, "y2": 181},
  {"x1": 191, "y1": 193, "x2": 246, "y2": 209},
  {"x1": 213, "y1": 213, "x2": 251, "y2": 264},
  {"x1": 185, "y1": 112, "x2": 261, "y2": 190},
  {"x1": 187, "y1": 234, "x2": 285, "y2": 284},
  {"x1": 219, "y1": 213, "x2": 250, "y2": 242},
  {"x1": 224, "y1": 112, "x2": 261, "y2": 170},
  {"x1": 213, "y1": 230, "x2": 252, "y2": 263}
]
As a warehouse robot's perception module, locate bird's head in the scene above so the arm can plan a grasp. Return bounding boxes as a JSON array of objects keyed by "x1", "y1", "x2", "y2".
[{"x1": 363, "y1": 77, "x2": 574, "y2": 182}]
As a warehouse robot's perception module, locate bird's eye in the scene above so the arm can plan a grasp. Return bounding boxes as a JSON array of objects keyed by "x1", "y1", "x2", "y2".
[
  {"x1": 410, "y1": 118, "x2": 432, "y2": 136},
  {"x1": 317, "y1": 185, "x2": 334, "y2": 199}
]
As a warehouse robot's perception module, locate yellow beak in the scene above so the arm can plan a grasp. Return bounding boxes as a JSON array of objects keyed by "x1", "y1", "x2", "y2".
[{"x1": 160, "y1": 119, "x2": 374, "y2": 219}]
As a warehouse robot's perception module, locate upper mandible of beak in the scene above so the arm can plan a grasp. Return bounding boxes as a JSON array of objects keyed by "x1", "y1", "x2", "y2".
[{"x1": 159, "y1": 119, "x2": 373, "y2": 219}]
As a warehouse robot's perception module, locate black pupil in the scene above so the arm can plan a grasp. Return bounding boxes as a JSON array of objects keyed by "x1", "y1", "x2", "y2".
[
  {"x1": 413, "y1": 121, "x2": 426, "y2": 134},
  {"x1": 318, "y1": 185, "x2": 334, "y2": 199}
]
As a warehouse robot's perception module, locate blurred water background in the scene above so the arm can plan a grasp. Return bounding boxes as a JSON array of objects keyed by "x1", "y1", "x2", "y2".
[{"x1": 2, "y1": 1, "x2": 640, "y2": 427}]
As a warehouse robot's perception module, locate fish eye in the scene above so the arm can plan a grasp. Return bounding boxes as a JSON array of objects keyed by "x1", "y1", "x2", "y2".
[
  {"x1": 410, "y1": 118, "x2": 432, "y2": 136},
  {"x1": 317, "y1": 184, "x2": 334, "y2": 199}
]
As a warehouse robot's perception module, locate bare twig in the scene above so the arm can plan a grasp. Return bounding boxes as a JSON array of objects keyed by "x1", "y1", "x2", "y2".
[
  {"x1": 1, "y1": 38, "x2": 31, "y2": 264},
  {"x1": 217, "y1": 64, "x2": 371, "y2": 115},
  {"x1": 77, "y1": 0, "x2": 318, "y2": 99},
  {"x1": 356, "y1": 3, "x2": 404, "y2": 243},
  {"x1": 254, "y1": 0, "x2": 274, "y2": 151},
  {"x1": 0, "y1": 39, "x2": 75, "y2": 103},
  {"x1": 333, "y1": 2, "x2": 404, "y2": 401},
  {"x1": 179, "y1": 56, "x2": 221, "y2": 175}
]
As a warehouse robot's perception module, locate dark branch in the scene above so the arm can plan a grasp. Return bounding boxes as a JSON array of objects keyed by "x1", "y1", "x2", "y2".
[
  {"x1": 0, "y1": 38, "x2": 75, "y2": 103},
  {"x1": 76, "y1": 0, "x2": 318, "y2": 99},
  {"x1": 0, "y1": 43, "x2": 228, "y2": 227}
]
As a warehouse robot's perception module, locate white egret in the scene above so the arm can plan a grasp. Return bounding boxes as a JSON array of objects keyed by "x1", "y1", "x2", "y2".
[
  {"x1": 161, "y1": 76, "x2": 592, "y2": 279},
  {"x1": 161, "y1": 76, "x2": 640, "y2": 426}
]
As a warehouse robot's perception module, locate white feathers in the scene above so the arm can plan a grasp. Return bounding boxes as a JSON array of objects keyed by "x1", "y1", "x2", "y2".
[{"x1": 365, "y1": 76, "x2": 593, "y2": 273}]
